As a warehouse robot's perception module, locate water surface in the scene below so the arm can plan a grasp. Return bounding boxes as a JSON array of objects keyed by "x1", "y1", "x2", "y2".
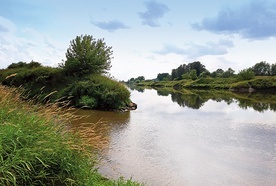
[{"x1": 71, "y1": 89, "x2": 276, "y2": 185}]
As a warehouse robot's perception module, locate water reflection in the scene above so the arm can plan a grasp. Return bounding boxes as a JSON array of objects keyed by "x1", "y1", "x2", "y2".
[
  {"x1": 69, "y1": 87, "x2": 276, "y2": 185},
  {"x1": 154, "y1": 88, "x2": 276, "y2": 112}
]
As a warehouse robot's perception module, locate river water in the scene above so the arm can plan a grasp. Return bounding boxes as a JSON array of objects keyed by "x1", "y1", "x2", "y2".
[{"x1": 71, "y1": 88, "x2": 276, "y2": 186}]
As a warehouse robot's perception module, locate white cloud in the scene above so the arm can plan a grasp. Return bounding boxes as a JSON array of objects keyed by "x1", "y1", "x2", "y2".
[
  {"x1": 0, "y1": 18, "x2": 65, "y2": 68},
  {"x1": 154, "y1": 39, "x2": 235, "y2": 59}
]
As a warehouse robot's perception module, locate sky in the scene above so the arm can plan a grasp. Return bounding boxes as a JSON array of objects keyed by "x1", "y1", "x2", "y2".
[{"x1": 0, "y1": 0, "x2": 276, "y2": 80}]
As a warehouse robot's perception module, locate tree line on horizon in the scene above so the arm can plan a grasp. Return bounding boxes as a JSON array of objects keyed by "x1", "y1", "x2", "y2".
[{"x1": 127, "y1": 61, "x2": 276, "y2": 83}]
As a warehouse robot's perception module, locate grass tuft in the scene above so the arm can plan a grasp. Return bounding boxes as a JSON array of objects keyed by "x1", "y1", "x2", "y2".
[{"x1": 0, "y1": 85, "x2": 141, "y2": 186}]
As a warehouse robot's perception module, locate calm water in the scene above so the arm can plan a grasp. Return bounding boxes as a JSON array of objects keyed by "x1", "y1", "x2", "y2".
[{"x1": 71, "y1": 89, "x2": 276, "y2": 186}]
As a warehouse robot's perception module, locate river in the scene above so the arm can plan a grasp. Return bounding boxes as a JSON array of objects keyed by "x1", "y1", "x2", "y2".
[{"x1": 70, "y1": 88, "x2": 276, "y2": 186}]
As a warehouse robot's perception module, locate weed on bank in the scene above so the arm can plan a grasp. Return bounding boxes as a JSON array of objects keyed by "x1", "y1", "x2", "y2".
[{"x1": 0, "y1": 86, "x2": 141, "y2": 186}]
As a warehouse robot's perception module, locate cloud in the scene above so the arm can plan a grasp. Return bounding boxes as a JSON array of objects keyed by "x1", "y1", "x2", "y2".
[
  {"x1": 0, "y1": 24, "x2": 9, "y2": 32},
  {"x1": 0, "y1": 19, "x2": 64, "y2": 69},
  {"x1": 92, "y1": 20, "x2": 130, "y2": 32},
  {"x1": 155, "y1": 40, "x2": 234, "y2": 58},
  {"x1": 0, "y1": 16, "x2": 16, "y2": 32},
  {"x1": 139, "y1": 0, "x2": 169, "y2": 27},
  {"x1": 192, "y1": 1, "x2": 276, "y2": 39}
]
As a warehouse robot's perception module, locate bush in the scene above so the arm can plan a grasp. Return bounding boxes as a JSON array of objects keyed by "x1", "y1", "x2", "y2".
[
  {"x1": 63, "y1": 75, "x2": 130, "y2": 109},
  {"x1": 237, "y1": 68, "x2": 255, "y2": 80}
]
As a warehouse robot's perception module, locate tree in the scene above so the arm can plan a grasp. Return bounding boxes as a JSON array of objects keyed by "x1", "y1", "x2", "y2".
[
  {"x1": 157, "y1": 73, "x2": 171, "y2": 81},
  {"x1": 136, "y1": 76, "x2": 145, "y2": 81},
  {"x1": 222, "y1": 68, "x2": 235, "y2": 78},
  {"x1": 189, "y1": 69, "x2": 198, "y2": 80},
  {"x1": 7, "y1": 62, "x2": 27, "y2": 69},
  {"x1": 63, "y1": 35, "x2": 113, "y2": 77},
  {"x1": 211, "y1": 68, "x2": 224, "y2": 77},
  {"x1": 187, "y1": 61, "x2": 206, "y2": 76},
  {"x1": 252, "y1": 61, "x2": 270, "y2": 76},
  {"x1": 171, "y1": 62, "x2": 206, "y2": 80},
  {"x1": 271, "y1": 63, "x2": 276, "y2": 76},
  {"x1": 237, "y1": 68, "x2": 255, "y2": 80}
]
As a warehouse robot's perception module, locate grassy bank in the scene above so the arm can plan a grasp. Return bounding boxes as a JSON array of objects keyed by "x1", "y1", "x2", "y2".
[
  {"x1": 0, "y1": 64, "x2": 131, "y2": 110},
  {"x1": 0, "y1": 86, "x2": 140, "y2": 185},
  {"x1": 135, "y1": 76, "x2": 276, "y2": 91}
]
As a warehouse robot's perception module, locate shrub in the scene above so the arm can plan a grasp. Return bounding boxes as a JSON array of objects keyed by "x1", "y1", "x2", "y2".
[
  {"x1": 237, "y1": 68, "x2": 255, "y2": 80},
  {"x1": 63, "y1": 75, "x2": 131, "y2": 109}
]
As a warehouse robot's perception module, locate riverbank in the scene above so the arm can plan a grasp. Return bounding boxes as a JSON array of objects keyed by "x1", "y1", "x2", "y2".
[
  {"x1": 0, "y1": 85, "x2": 141, "y2": 185},
  {"x1": 134, "y1": 76, "x2": 276, "y2": 92},
  {"x1": 0, "y1": 62, "x2": 131, "y2": 110}
]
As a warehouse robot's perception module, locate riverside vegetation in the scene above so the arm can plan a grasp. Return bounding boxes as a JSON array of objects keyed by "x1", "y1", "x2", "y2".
[
  {"x1": 0, "y1": 35, "x2": 131, "y2": 110},
  {"x1": 0, "y1": 35, "x2": 140, "y2": 185},
  {"x1": 127, "y1": 61, "x2": 276, "y2": 92},
  {"x1": 0, "y1": 85, "x2": 141, "y2": 185}
]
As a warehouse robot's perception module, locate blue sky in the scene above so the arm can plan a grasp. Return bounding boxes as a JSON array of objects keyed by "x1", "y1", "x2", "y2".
[{"x1": 0, "y1": 0, "x2": 276, "y2": 80}]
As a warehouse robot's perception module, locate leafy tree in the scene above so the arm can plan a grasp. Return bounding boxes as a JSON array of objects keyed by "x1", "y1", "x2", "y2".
[
  {"x1": 237, "y1": 68, "x2": 255, "y2": 80},
  {"x1": 63, "y1": 35, "x2": 112, "y2": 77},
  {"x1": 199, "y1": 70, "x2": 211, "y2": 78},
  {"x1": 181, "y1": 70, "x2": 197, "y2": 80},
  {"x1": 157, "y1": 73, "x2": 171, "y2": 81},
  {"x1": 189, "y1": 69, "x2": 198, "y2": 80},
  {"x1": 270, "y1": 63, "x2": 276, "y2": 76},
  {"x1": 136, "y1": 76, "x2": 145, "y2": 81},
  {"x1": 222, "y1": 68, "x2": 235, "y2": 78},
  {"x1": 7, "y1": 62, "x2": 27, "y2": 69},
  {"x1": 27, "y1": 61, "x2": 42, "y2": 68},
  {"x1": 171, "y1": 69, "x2": 178, "y2": 80},
  {"x1": 7, "y1": 61, "x2": 42, "y2": 69},
  {"x1": 171, "y1": 61, "x2": 206, "y2": 80},
  {"x1": 252, "y1": 61, "x2": 270, "y2": 76},
  {"x1": 211, "y1": 68, "x2": 224, "y2": 77},
  {"x1": 187, "y1": 61, "x2": 206, "y2": 76}
]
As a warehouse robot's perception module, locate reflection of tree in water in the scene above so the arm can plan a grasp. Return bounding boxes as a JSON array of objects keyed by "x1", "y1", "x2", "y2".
[
  {"x1": 167, "y1": 90, "x2": 276, "y2": 112},
  {"x1": 126, "y1": 84, "x2": 145, "y2": 93},
  {"x1": 157, "y1": 90, "x2": 170, "y2": 96},
  {"x1": 171, "y1": 92, "x2": 205, "y2": 109},
  {"x1": 238, "y1": 99, "x2": 276, "y2": 113}
]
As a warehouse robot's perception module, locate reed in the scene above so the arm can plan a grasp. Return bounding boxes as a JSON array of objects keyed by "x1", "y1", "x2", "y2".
[{"x1": 0, "y1": 85, "x2": 141, "y2": 185}]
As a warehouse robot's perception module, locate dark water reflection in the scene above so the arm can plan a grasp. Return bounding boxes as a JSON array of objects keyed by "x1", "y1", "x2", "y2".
[
  {"x1": 71, "y1": 88, "x2": 276, "y2": 186},
  {"x1": 165, "y1": 89, "x2": 276, "y2": 112}
]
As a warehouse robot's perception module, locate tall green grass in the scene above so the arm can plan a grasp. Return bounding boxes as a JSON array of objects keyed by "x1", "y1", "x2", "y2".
[{"x1": 0, "y1": 86, "x2": 141, "y2": 186}]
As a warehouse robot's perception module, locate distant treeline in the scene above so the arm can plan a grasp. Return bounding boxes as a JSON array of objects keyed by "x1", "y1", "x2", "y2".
[{"x1": 127, "y1": 61, "x2": 276, "y2": 83}]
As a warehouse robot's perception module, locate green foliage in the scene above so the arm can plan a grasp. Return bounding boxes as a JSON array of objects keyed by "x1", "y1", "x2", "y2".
[
  {"x1": 1, "y1": 43, "x2": 130, "y2": 110},
  {"x1": 189, "y1": 69, "x2": 198, "y2": 80},
  {"x1": 7, "y1": 61, "x2": 42, "y2": 69},
  {"x1": 171, "y1": 61, "x2": 206, "y2": 80},
  {"x1": 63, "y1": 35, "x2": 112, "y2": 77},
  {"x1": 127, "y1": 76, "x2": 146, "y2": 84},
  {"x1": 79, "y1": 95, "x2": 98, "y2": 108},
  {"x1": 271, "y1": 63, "x2": 276, "y2": 76},
  {"x1": 181, "y1": 69, "x2": 197, "y2": 80},
  {"x1": 63, "y1": 75, "x2": 130, "y2": 109},
  {"x1": 252, "y1": 61, "x2": 270, "y2": 76},
  {"x1": 237, "y1": 68, "x2": 255, "y2": 80},
  {"x1": 249, "y1": 77, "x2": 276, "y2": 89},
  {"x1": 157, "y1": 73, "x2": 171, "y2": 81},
  {"x1": 0, "y1": 86, "x2": 141, "y2": 186},
  {"x1": 3, "y1": 66, "x2": 64, "y2": 87},
  {"x1": 222, "y1": 68, "x2": 235, "y2": 78}
]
